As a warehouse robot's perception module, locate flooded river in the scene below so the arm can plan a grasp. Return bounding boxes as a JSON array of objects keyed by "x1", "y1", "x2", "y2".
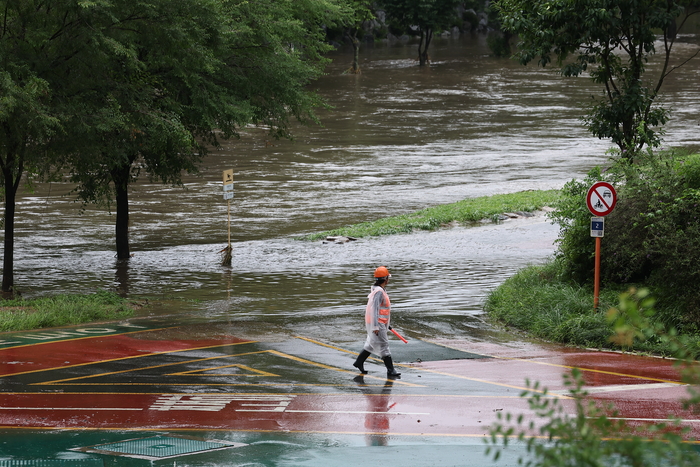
[{"x1": 5, "y1": 35, "x2": 700, "y2": 342}]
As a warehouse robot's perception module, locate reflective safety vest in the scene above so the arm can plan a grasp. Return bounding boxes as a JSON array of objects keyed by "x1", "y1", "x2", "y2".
[{"x1": 365, "y1": 286, "x2": 391, "y2": 328}]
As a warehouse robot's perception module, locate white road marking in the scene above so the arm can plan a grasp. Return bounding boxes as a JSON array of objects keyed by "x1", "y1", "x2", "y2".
[
  {"x1": 150, "y1": 394, "x2": 295, "y2": 412},
  {"x1": 606, "y1": 417, "x2": 700, "y2": 423},
  {"x1": 550, "y1": 382, "x2": 684, "y2": 396},
  {"x1": 0, "y1": 407, "x2": 142, "y2": 411},
  {"x1": 280, "y1": 410, "x2": 429, "y2": 415}
]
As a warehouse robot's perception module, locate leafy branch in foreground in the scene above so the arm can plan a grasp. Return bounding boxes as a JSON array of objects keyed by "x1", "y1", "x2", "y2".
[{"x1": 485, "y1": 288, "x2": 700, "y2": 466}]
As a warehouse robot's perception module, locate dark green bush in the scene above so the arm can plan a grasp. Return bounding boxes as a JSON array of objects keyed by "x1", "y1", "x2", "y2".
[
  {"x1": 551, "y1": 149, "x2": 700, "y2": 327},
  {"x1": 486, "y1": 33, "x2": 511, "y2": 57},
  {"x1": 549, "y1": 166, "x2": 621, "y2": 283}
]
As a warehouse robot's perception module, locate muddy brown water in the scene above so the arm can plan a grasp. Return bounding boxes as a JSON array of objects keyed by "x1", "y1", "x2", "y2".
[{"x1": 4, "y1": 35, "x2": 700, "y2": 342}]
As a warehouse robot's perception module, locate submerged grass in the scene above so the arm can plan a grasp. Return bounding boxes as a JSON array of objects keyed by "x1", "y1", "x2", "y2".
[
  {"x1": 0, "y1": 290, "x2": 136, "y2": 332},
  {"x1": 304, "y1": 190, "x2": 561, "y2": 241},
  {"x1": 484, "y1": 261, "x2": 700, "y2": 356}
]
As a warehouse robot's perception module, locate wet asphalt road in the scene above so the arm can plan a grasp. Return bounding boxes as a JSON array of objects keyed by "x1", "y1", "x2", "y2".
[{"x1": 1, "y1": 316, "x2": 698, "y2": 466}]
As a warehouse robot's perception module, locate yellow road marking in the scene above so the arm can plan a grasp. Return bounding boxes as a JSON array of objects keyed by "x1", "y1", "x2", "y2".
[
  {"x1": 170, "y1": 364, "x2": 279, "y2": 377},
  {"x1": 0, "y1": 326, "x2": 178, "y2": 351},
  {"x1": 421, "y1": 339, "x2": 685, "y2": 386},
  {"x1": 2, "y1": 424, "x2": 700, "y2": 443},
  {"x1": 294, "y1": 336, "x2": 357, "y2": 354},
  {"x1": 294, "y1": 335, "x2": 559, "y2": 394},
  {"x1": 3, "y1": 340, "x2": 255, "y2": 379},
  {"x1": 410, "y1": 367, "x2": 572, "y2": 398},
  {"x1": 32, "y1": 347, "x2": 423, "y2": 388},
  {"x1": 31, "y1": 345, "x2": 260, "y2": 384}
]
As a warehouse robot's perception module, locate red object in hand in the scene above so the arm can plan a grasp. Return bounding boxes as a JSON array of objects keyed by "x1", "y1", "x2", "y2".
[{"x1": 389, "y1": 327, "x2": 408, "y2": 343}]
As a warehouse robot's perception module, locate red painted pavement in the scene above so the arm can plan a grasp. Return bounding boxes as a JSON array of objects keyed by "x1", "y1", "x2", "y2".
[
  {"x1": 0, "y1": 330, "x2": 252, "y2": 377},
  {"x1": 0, "y1": 391, "x2": 530, "y2": 436},
  {"x1": 1, "y1": 329, "x2": 699, "y2": 439}
]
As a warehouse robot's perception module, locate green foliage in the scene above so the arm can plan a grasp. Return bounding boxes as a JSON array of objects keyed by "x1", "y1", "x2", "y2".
[
  {"x1": 487, "y1": 370, "x2": 700, "y2": 466},
  {"x1": 486, "y1": 289, "x2": 700, "y2": 466},
  {"x1": 338, "y1": 0, "x2": 376, "y2": 73},
  {"x1": 547, "y1": 147, "x2": 700, "y2": 326},
  {"x1": 494, "y1": 0, "x2": 699, "y2": 155},
  {"x1": 304, "y1": 190, "x2": 560, "y2": 240},
  {"x1": 381, "y1": 0, "x2": 461, "y2": 64},
  {"x1": 486, "y1": 32, "x2": 511, "y2": 57},
  {"x1": 1, "y1": 0, "x2": 349, "y2": 267},
  {"x1": 0, "y1": 290, "x2": 135, "y2": 332},
  {"x1": 382, "y1": 0, "x2": 461, "y2": 31},
  {"x1": 601, "y1": 150, "x2": 700, "y2": 326},
  {"x1": 484, "y1": 262, "x2": 622, "y2": 348},
  {"x1": 548, "y1": 166, "x2": 621, "y2": 283},
  {"x1": 484, "y1": 262, "x2": 700, "y2": 355}
]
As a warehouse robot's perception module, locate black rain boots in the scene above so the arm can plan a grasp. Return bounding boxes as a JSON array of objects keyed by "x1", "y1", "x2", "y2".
[
  {"x1": 383, "y1": 356, "x2": 401, "y2": 378},
  {"x1": 353, "y1": 350, "x2": 371, "y2": 374}
]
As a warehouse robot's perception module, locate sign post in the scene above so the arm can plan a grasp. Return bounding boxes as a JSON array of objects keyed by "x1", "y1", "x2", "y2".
[
  {"x1": 586, "y1": 182, "x2": 617, "y2": 309},
  {"x1": 222, "y1": 169, "x2": 234, "y2": 266}
]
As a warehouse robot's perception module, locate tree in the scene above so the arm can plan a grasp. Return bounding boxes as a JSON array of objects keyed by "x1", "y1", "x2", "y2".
[
  {"x1": 1, "y1": 1, "x2": 81, "y2": 293},
  {"x1": 0, "y1": 75, "x2": 60, "y2": 294},
  {"x1": 382, "y1": 0, "x2": 461, "y2": 66},
  {"x1": 64, "y1": 0, "x2": 349, "y2": 260},
  {"x1": 0, "y1": 0, "x2": 349, "y2": 292},
  {"x1": 494, "y1": 0, "x2": 700, "y2": 157},
  {"x1": 343, "y1": 0, "x2": 376, "y2": 73}
]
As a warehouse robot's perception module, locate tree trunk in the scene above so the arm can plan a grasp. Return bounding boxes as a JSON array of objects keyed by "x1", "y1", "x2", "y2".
[
  {"x1": 351, "y1": 36, "x2": 361, "y2": 73},
  {"x1": 346, "y1": 28, "x2": 361, "y2": 73},
  {"x1": 1, "y1": 149, "x2": 22, "y2": 294},
  {"x1": 418, "y1": 29, "x2": 433, "y2": 66},
  {"x1": 111, "y1": 162, "x2": 132, "y2": 260},
  {"x1": 2, "y1": 174, "x2": 17, "y2": 294}
]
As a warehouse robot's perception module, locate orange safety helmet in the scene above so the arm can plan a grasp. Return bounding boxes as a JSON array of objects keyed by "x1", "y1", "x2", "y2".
[{"x1": 374, "y1": 266, "x2": 391, "y2": 278}]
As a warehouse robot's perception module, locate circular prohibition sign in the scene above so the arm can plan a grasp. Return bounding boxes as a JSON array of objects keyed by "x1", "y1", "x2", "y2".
[{"x1": 586, "y1": 181, "x2": 617, "y2": 216}]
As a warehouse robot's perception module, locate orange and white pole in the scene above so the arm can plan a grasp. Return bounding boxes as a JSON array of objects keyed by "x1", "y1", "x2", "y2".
[{"x1": 594, "y1": 236, "x2": 601, "y2": 310}]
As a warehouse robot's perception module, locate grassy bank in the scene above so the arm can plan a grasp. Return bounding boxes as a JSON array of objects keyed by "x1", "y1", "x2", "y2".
[
  {"x1": 484, "y1": 261, "x2": 700, "y2": 356},
  {"x1": 304, "y1": 190, "x2": 561, "y2": 240},
  {"x1": 0, "y1": 290, "x2": 136, "y2": 332}
]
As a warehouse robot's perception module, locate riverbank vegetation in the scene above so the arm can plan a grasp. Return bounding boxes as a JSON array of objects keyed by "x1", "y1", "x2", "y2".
[
  {"x1": 486, "y1": 149, "x2": 700, "y2": 357},
  {"x1": 485, "y1": 261, "x2": 700, "y2": 357},
  {"x1": 0, "y1": 0, "x2": 349, "y2": 294},
  {"x1": 304, "y1": 189, "x2": 560, "y2": 240},
  {"x1": 0, "y1": 291, "x2": 135, "y2": 332},
  {"x1": 495, "y1": 0, "x2": 700, "y2": 155}
]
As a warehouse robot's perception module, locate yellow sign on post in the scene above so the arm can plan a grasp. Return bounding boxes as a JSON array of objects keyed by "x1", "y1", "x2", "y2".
[
  {"x1": 221, "y1": 169, "x2": 234, "y2": 266},
  {"x1": 223, "y1": 169, "x2": 234, "y2": 185},
  {"x1": 223, "y1": 169, "x2": 234, "y2": 199}
]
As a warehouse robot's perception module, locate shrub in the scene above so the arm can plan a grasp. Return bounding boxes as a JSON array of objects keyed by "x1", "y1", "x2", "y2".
[
  {"x1": 549, "y1": 166, "x2": 621, "y2": 284},
  {"x1": 484, "y1": 262, "x2": 622, "y2": 348},
  {"x1": 549, "y1": 149, "x2": 700, "y2": 327}
]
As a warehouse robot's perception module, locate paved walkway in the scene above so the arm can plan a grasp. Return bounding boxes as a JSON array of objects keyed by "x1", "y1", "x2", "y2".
[{"x1": 0, "y1": 321, "x2": 697, "y2": 466}]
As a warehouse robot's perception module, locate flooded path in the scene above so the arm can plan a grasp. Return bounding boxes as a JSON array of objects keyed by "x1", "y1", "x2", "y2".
[{"x1": 4, "y1": 35, "x2": 700, "y2": 341}]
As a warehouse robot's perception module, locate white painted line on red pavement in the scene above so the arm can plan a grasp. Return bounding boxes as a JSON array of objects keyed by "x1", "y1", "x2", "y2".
[
  {"x1": 606, "y1": 417, "x2": 700, "y2": 423},
  {"x1": 0, "y1": 407, "x2": 142, "y2": 411},
  {"x1": 550, "y1": 382, "x2": 686, "y2": 396},
  {"x1": 276, "y1": 410, "x2": 430, "y2": 415}
]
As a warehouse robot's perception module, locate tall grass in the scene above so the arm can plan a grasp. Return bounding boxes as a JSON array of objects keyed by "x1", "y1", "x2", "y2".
[
  {"x1": 485, "y1": 261, "x2": 700, "y2": 356},
  {"x1": 0, "y1": 290, "x2": 135, "y2": 332},
  {"x1": 304, "y1": 190, "x2": 560, "y2": 240}
]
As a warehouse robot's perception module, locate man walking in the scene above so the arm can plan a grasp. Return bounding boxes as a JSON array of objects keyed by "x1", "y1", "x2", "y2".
[{"x1": 353, "y1": 266, "x2": 401, "y2": 378}]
